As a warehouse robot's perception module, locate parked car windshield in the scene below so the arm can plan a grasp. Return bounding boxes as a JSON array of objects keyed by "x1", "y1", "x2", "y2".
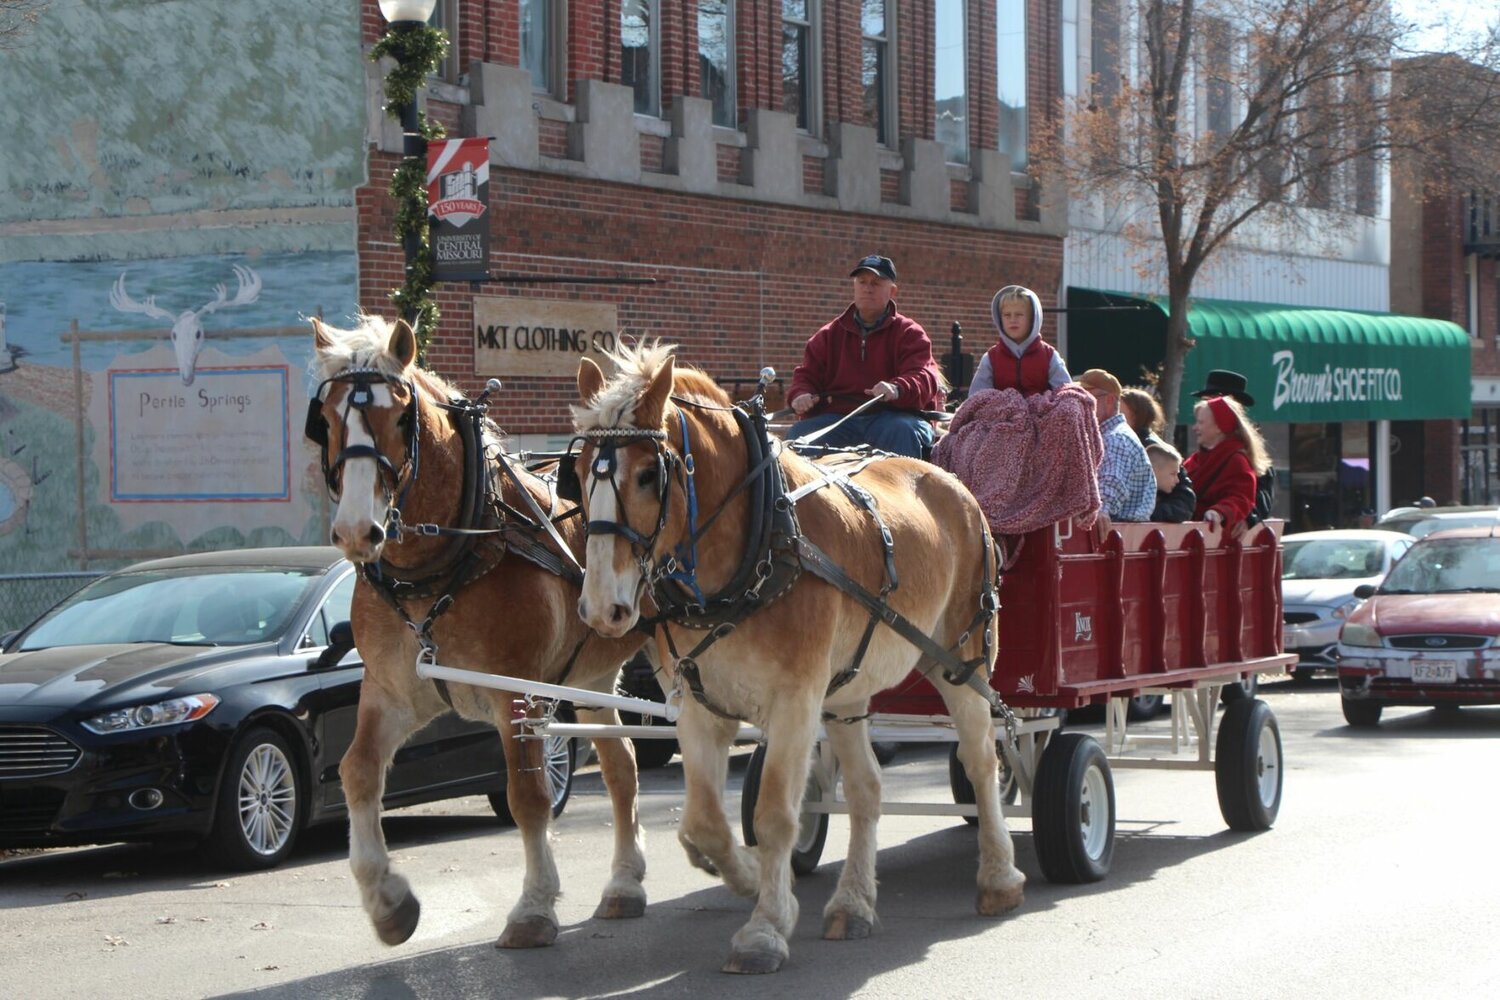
[
  {"x1": 1282, "y1": 539, "x2": 1387, "y2": 580},
  {"x1": 18, "y1": 568, "x2": 321, "y2": 650},
  {"x1": 1380, "y1": 537, "x2": 1500, "y2": 595}
]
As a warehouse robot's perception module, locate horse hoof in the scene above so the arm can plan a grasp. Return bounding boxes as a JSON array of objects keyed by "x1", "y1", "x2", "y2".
[
  {"x1": 977, "y1": 883, "x2": 1025, "y2": 916},
  {"x1": 496, "y1": 916, "x2": 559, "y2": 949},
  {"x1": 823, "y1": 911, "x2": 874, "y2": 940},
  {"x1": 594, "y1": 894, "x2": 647, "y2": 920},
  {"x1": 374, "y1": 892, "x2": 421, "y2": 946},
  {"x1": 722, "y1": 947, "x2": 786, "y2": 975}
]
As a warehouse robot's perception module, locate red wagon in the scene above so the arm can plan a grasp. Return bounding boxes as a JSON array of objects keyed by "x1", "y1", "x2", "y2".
[{"x1": 742, "y1": 517, "x2": 1296, "y2": 884}]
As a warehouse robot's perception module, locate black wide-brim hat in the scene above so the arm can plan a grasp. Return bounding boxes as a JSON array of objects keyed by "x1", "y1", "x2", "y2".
[{"x1": 1191, "y1": 369, "x2": 1255, "y2": 407}]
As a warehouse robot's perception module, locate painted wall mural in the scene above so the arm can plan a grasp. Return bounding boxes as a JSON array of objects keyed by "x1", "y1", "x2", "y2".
[{"x1": 0, "y1": 252, "x2": 358, "y2": 574}]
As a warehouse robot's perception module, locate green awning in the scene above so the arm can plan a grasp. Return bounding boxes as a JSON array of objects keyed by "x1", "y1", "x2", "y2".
[{"x1": 1065, "y1": 289, "x2": 1472, "y2": 424}]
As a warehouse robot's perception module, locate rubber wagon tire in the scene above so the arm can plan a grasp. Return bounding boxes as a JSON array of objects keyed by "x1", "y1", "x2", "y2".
[
  {"x1": 1031, "y1": 733, "x2": 1115, "y2": 884},
  {"x1": 949, "y1": 742, "x2": 1018, "y2": 827},
  {"x1": 207, "y1": 727, "x2": 303, "y2": 871},
  {"x1": 1215, "y1": 698, "x2": 1283, "y2": 831},
  {"x1": 489, "y1": 710, "x2": 577, "y2": 824},
  {"x1": 741, "y1": 743, "x2": 829, "y2": 876}
]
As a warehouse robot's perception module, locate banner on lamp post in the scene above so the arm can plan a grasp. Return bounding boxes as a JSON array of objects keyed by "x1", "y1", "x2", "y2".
[{"x1": 426, "y1": 137, "x2": 491, "y2": 281}]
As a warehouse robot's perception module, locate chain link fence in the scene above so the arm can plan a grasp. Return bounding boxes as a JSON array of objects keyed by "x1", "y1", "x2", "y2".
[{"x1": 0, "y1": 573, "x2": 104, "y2": 634}]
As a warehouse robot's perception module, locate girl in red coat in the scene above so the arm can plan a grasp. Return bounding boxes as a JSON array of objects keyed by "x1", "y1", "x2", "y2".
[{"x1": 1183, "y1": 396, "x2": 1271, "y2": 534}]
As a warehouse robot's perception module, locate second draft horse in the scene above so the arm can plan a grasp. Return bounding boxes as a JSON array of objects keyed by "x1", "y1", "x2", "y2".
[{"x1": 569, "y1": 343, "x2": 1025, "y2": 974}]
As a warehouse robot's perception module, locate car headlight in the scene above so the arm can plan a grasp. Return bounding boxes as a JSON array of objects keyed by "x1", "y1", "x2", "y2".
[
  {"x1": 1331, "y1": 598, "x2": 1362, "y2": 621},
  {"x1": 1339, "y1": 622, "x2": 1384, "y2": 648},
  {"x1": 81, "y1": 693, "x2": 221, "y2": 734}
]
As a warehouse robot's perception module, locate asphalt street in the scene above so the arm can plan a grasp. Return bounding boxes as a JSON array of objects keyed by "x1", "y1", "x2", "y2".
[{"x1": 2, "y1": 676, "x2": 1498, "y2": 1000}]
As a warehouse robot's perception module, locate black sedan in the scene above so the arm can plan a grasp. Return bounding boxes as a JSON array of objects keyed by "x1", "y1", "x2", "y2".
[{"x1": 0, "y1": 547, "x2": 575, "y2": 869}]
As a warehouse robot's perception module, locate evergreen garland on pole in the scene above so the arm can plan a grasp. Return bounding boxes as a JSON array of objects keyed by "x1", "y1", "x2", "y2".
[{"x1": 371, "y1": 23, "x2": 449, "y2": 359}]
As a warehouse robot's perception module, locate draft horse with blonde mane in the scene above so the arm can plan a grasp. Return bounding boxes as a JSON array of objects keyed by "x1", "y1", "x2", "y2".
[
  {"x1": 570, "y1": 343, "x2": 1025, "y2": 974},
  {"x1": 307, "y1": 316, "x2": 648, "y2": 950}
]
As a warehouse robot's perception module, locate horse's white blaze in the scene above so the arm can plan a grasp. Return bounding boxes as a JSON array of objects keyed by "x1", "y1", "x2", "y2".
[
  {"x1": 329, "y1": 384, "x2": 394, "y2": 561},
  {"x1": 579, "y1": 470, "x2": 642, "y2": 635}
]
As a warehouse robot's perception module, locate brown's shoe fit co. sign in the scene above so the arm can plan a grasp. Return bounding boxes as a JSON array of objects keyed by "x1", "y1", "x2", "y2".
[
  {"x1": 426, "y1": 137, "x2": 491, "y2": 281},
  {"x1": 472, "y1": 296, "x2": 619, "y2": 378}
]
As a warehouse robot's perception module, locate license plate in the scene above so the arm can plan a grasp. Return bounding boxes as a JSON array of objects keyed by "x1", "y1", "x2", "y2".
[{"x1": 1412, "y1": 660, "x2": 1458, "y2": 683}]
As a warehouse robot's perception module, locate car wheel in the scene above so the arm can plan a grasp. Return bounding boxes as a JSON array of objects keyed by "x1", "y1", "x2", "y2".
[
  {"x1": 208, "y1": 727, "x2": 302, "y2": 870},
  {"x1": 949, "y1": 741, "x2": 1018, "y2": 827},
  {"x1": 1220, "y1": 673, "x2": 1259, "y2": 704},
  {"x1": 1291, "y1": 666, "x2": 1318, "y2": 684},
  {"x1": 489, "y1": 714, "x2": 577, "y2": 824},
  {"x1": 872, "y1": 741, "x2": 900, "y2": 766},
  {"x1": 1126, "y1": 693, "x2": 1164, "y2": 721},
  {"x1": 1031, "y1": 733, "x2": 1115, "y2": 884},
  {"x1": 1215, "y1": 699, "x2": 1282, "y2": 831},
  {"x1": 1341, "y1": 696, "x2": 1382, "y2": 728},
  {"x1": 741, "y1": 743, "x2": 829, "y2": 876}
]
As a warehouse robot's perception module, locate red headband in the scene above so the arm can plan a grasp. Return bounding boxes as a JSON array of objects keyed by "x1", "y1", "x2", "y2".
[{"x1": 1207, "y1": 396, "x2": 1238, "y2": 435}]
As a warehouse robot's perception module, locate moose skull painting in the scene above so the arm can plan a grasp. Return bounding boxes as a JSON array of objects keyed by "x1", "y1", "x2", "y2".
[{"x1": 109, "y1": 264, "x2": 262, "y2": 385}]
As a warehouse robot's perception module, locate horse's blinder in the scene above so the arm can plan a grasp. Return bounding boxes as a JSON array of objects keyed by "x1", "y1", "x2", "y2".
[
  {"x1": 307, "y1": 369, "x2": 421, "y2": 506},
  {"x1": 573, "y1": 429, "x2": 674, "y2": 555}
]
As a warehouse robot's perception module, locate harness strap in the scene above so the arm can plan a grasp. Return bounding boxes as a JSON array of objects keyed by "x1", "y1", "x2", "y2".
[
  {"x1": 494, "y1": 449, "x2": 584, "y2": 574},
  {"x1": 795, "y1": 535, "x2": 996, "y2": 700}
]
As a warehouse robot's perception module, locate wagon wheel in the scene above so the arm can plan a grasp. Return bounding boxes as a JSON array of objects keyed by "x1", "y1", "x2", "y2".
[
  {"x1": 1031, "y1": 733, "x2": 1115, "y2": 884},
  {"x1": 948, "y1": 742, "x2": 1018, "y2": 827},
  {"x1": 1215, "y1": 698, "x2": 1282, "y2": 831},
  {"x1": 741, "y1": 743, "x2": 830, "y2": 876},
  {"x1": 1220, "y1": 672, "x2": 1260, "y2": 704}
]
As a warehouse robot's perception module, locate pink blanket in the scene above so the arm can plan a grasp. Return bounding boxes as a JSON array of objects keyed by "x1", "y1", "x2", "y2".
[{"x1": 932, "y1": 384, "x2": 1103, "y2": 535}]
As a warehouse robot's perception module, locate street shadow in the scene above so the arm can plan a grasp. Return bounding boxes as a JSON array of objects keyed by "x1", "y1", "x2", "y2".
[
  {"x1": 0, "y1": 810, "x2": 521, "y2": 910},
  {"x1": 1315, "y1": 704, "x2": 1500, "y2": 740},
  {"x1": 206, "y1": 819, "x2": 1249, "y2": 1000}
]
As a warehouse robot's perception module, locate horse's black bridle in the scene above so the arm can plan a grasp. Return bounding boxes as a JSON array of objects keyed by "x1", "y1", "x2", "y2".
[{"x1": 305, "y1": 367, "x2": 421, "y2": 530}]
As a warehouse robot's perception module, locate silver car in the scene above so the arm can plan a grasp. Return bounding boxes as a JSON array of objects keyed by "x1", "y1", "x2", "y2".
[{"x1": 1282, "y1": 530, "x2": 1415, "y2": 680}]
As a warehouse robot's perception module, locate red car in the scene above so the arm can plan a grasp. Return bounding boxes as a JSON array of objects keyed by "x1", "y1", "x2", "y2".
[{"x1": 1336, "y1": 528, "x2": 1500, "y2": 726}]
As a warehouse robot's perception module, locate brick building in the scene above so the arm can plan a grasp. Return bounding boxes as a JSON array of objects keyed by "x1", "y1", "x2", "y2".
[
  {"x1": 1389, "y1": 57, "x2": 1500, "y2": 507},
  {"x1": 358, "y1": 0, "x2": 1069, "y2": 445}
]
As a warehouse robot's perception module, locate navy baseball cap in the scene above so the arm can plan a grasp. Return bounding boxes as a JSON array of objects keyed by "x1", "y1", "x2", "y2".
[{"x1": 849, "y1": 255, "x2": 897, "y2": 280}]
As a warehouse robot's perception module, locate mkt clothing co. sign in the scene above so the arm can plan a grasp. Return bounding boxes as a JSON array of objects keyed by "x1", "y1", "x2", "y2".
[{"x1": 472, "y1": 297, "x2": 619, "y2": 377}]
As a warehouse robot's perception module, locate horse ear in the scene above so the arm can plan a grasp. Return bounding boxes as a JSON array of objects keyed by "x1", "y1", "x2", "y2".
[
  {"x1": 577, "y1": 357, "x2": 605, "y2": 403},
  {"x1": 311, "y1": 317, "x2": 335, "y2": 351},
  {"x1": 635, "y1": 355, "x2": 675, "y2": 428},
  {"x1": 390, "y1": 320, "x2": 418, "y2": 370}
]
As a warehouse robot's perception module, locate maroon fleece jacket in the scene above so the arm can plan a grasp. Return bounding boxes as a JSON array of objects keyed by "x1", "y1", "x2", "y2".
[{"x1": 788, "y1": 303, "x2": 941, "y2": 416}]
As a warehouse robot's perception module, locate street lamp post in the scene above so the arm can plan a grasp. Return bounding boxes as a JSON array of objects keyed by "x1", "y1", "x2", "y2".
[{"x1": 373, "y1": 0, "x2": 447, "y2": 355}]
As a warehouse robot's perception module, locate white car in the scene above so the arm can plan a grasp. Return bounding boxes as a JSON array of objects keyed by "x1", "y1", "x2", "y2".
[{"x1": 1281, "y1": 529, "x2": 1415, "y2": 680}]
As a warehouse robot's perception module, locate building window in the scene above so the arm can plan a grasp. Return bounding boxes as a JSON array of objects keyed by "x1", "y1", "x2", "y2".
[
  {"x1": 520, "y1": 0, "x2": 558, "y2": 96},
  {"x1": 699, "y1": 1, "x2": 735, "y2": 127},
  {"x1": 782, "y1": 0, "x2": 818, "y2": 133},
  {"x1": 1061, "y1": 0, "x2": 1078, "y2": 98},
  {"x1": 622, "y1": 0, "x2": 659, "y2": 116},
  {"x1": 428, "y1": 0, "x2": 460, "y2": 84},
  {"x1": 862, "y1": 0, "x2": 892, "y2": 145},
  {"x1": 1203, "y1": 17, "x2": 1234, "y2": 143},
  {"x1": 996, "y1": 0, "x2": 1026, "y2": 168},
  {"x1": 1467, "y1": 254, "x2": 1480, "y2": 338},
  {"x1": 934, "y1": 0, "x2": 967, "y2": 164}
]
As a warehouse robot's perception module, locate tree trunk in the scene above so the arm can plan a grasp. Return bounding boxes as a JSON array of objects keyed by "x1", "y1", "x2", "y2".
[{"x1": 1159, "y1": 278, "x2": 1194, "y2": 440}]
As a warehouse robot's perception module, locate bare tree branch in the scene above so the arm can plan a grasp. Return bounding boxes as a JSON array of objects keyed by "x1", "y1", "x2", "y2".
[{"x1": 1036, "y1": 0, "x2": 1500, "y2": 432}]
